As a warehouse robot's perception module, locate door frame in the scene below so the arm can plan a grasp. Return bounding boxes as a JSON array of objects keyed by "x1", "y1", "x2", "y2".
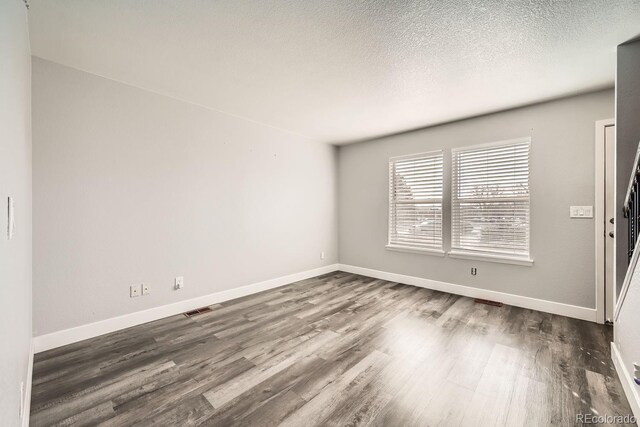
[{"x1": 595, "y1": 118, "x2": 615, "y2": 324}]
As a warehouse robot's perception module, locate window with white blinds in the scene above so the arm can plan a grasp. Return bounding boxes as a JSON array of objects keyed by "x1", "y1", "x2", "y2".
[
  {"x1": 451, "y1": 139, "x2": 531, "y2": 260},
  {"x1": 388, "y1": 151, "x2": 443, "y2": 251}
]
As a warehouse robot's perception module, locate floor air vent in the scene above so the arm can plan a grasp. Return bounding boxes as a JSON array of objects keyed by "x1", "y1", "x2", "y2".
[
  {"x1": 184, "y1": 307, "x2": 212, "y2": 318},
  {"x1": 474, "y1": 298, "x2": 503, "y2": 307}
]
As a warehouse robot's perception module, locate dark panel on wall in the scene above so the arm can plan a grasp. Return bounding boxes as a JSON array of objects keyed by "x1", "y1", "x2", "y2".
[{"x1": 616, "y1": 36, "x2": 640, "y2": 295}]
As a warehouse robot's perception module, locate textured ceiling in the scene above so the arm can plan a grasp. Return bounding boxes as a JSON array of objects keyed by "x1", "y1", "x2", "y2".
[{"x1": 28, "y1": 0, "x2": 640, "y2": 144}]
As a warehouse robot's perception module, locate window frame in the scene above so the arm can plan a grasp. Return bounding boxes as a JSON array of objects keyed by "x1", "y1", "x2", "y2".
[
  {"x1": 449, "y1": 137, "x2": 533, "y2": 266},
  {"x1": 387, "y1": 149, "x2": 445, "y2": 256}
]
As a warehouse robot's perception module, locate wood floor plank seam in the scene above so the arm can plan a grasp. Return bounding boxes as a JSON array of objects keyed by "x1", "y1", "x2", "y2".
[{"x1": 30, "y1": 272, "x2": 636, "y2": 427}]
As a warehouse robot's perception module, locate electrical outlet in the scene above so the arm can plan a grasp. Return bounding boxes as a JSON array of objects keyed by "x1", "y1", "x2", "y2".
[
  {"x1": 471, "y1": 267, "x2": 477, "y2": 276},
  {"x1": 320, "y1": 251, "x2": 325, "y2": 260},
  {"x1": 130, "y1": 285, "x2": 140, "y2": 297},
  {"x1": 175, "y1": 276, "x2": 184, "y2": 290},
  {"x1": 142, "y1": 283, "x2": 150, "y2": 295}
]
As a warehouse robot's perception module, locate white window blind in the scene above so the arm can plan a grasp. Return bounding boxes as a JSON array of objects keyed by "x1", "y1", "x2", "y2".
[
  {"x1": 388, "y1": 151, "x2": 443, "y2": 251},
  {"x1": 451, "y1": 139, "x2": 530, "y2": 259}
]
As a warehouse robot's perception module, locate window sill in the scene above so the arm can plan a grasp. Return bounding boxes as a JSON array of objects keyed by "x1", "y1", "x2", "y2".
[
  {"x1": 448, "y1": 250, "x2": 534, "y2": 266},
  {"x1": 386, "y1": 245, "x2": 445, "y2": 257}
]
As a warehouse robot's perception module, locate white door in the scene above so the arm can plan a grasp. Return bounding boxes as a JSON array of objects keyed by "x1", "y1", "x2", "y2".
[{"x1": 604, "y1": 123, "x2": 615, "y2": 322}]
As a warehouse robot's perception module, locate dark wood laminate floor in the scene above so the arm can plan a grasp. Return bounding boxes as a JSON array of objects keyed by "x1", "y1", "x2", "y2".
[{"x1": 31, "y1": 272, "x2": 634, "y2": 426}]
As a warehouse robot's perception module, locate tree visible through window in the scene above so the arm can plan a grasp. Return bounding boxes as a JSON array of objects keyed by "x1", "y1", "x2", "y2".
[
  {"x1": 388, "y1": 151, "x2": 443, "y2": 251},
  {"x1": 451, "y1": 139, "x2": 531, "y2": 259}
]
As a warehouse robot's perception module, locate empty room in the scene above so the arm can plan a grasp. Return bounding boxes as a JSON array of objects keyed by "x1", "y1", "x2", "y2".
[{"x1": 3, "y1": 0, "x2": 640, "y2": 425}]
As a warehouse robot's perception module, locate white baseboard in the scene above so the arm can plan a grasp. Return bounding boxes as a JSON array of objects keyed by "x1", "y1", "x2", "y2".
[
  {"x1": 33, "y1": 263, "x2": 597, "y2": 353},
  {"x1": 612, "y1": 342, "x2": 640, "y2": 422},
  {"x1": 338, "y1": 264, "x2": 597, "y2": 322},
  {"x1": 34, "y1": 264, "x2": 339, "y2": 353},
  {"x1": 21, "y1": 339, "x2": 33, "y2": 427}
]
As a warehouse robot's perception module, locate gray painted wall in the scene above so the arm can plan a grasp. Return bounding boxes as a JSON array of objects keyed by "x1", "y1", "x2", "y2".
[
  {"x1": 614, "y1": 36, "x2": 640, "y2": 417},
  {"x1": 32, "y1": 58, "x2": 338, "y2": 335},
  {"x1": 0, "y1": 0, "x2": 32, "y2": 424},
  {"x1": 616, "y1": 37, "x2": 640, "y2": 295},
  {"x1": 339, "y1": 90, "x2": 613, "y2": 309}
]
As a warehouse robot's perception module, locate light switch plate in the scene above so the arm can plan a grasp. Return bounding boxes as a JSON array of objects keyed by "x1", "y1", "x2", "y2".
[
  {"x1": 19, "y1": 381, "x2": 24, "y2": 419},
  {"x1": 175, "y1": 276, "x2": 184, "y2": 290},
  {"x1": 7, "y1": 196, "x2": 14, "y2": 240},
  {"x1": 570, "y1": 206, "x2": 593, "y2": 219}
]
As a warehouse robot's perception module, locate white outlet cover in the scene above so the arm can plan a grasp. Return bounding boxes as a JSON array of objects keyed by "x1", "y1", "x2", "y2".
[
  {"x1": 142, "y1": 283, "x2": 150, "y2": 295},
  {"x1": 130, "y1": 285, "x2": 140, "y2": 297}
]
